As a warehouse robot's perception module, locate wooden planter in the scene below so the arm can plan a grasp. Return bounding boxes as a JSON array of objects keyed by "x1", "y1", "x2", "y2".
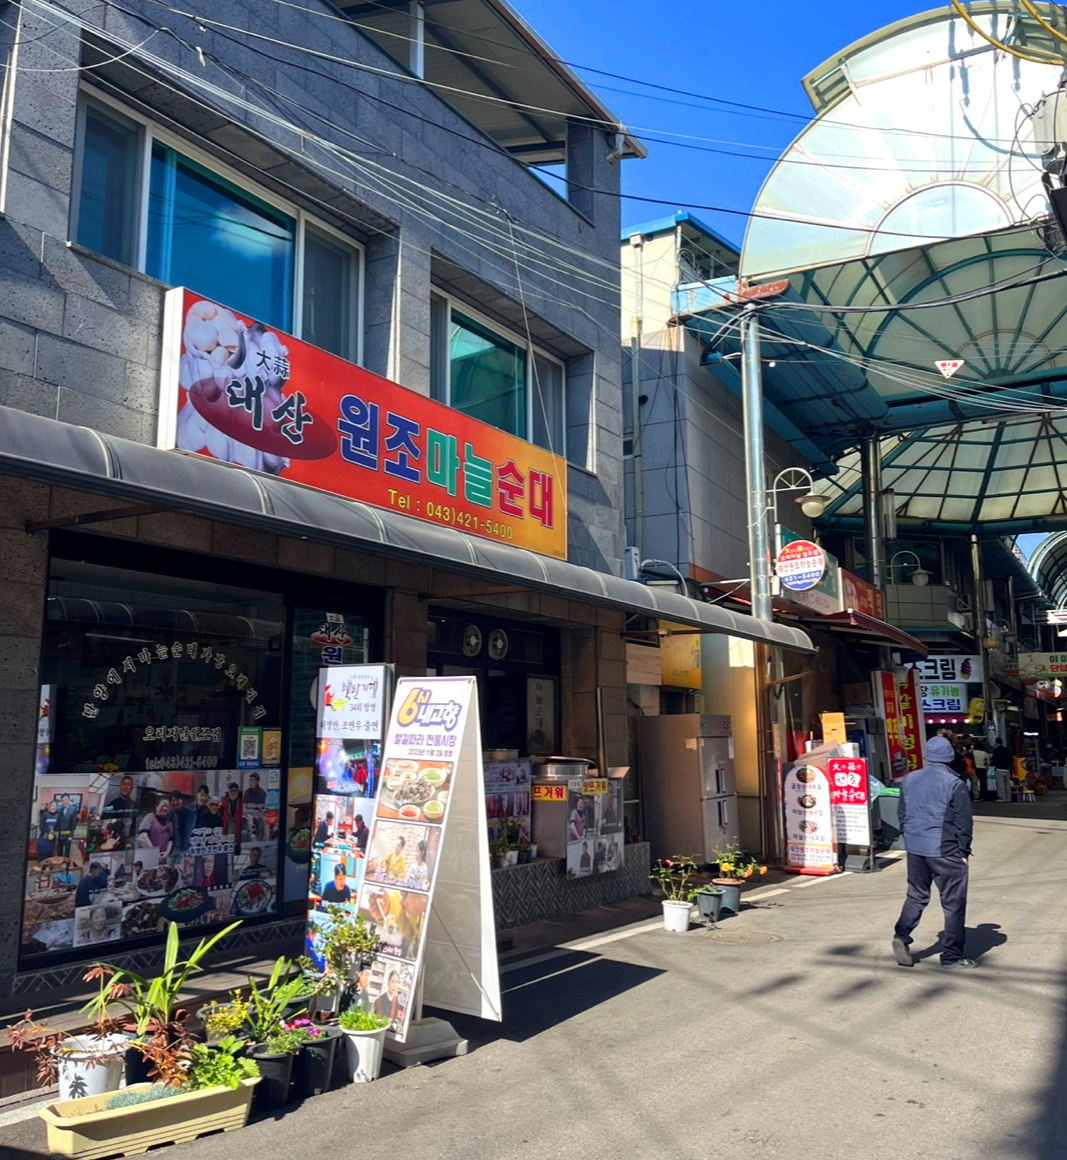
[{"x1": 38, "y1": 1077, "x2": 260, "y2": 1159}]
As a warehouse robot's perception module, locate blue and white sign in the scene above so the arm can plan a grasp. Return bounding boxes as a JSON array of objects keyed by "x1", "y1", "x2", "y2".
[{"x1": 775, "y1": 539, "x2": 826, "y2": 592}]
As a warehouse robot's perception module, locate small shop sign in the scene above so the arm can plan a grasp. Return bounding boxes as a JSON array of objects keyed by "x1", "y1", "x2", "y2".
[
  {"x1": 783, "y1": 755, "x2": 837, "y2": 875},
  {"x1": 905, "y1": 655, "x2": 981, "y2": 683},
  {"x1": 828, "y1": 756, "x2": 871, "y2": 846},
  {"x1": 775, "y1": 538, "x2": 826, "y2": 591}
]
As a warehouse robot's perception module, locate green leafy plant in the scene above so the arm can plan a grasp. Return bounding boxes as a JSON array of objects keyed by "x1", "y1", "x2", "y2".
[
  {"x1": 709, "y1": 843, "x2": 767, "y2": 882},
  {"x1": 338, "y1": 1009, "x2": 389, "y2": 1032},
  {"x1": 318, "y1": 907, "x2": 379, "y2": 988},
  {"x1": 103, "y1": 1085, "x2": 183, "y2": 1111},
  {"x1": 243, "y1": 957, "x2": 312, "y2": 1043},
  {"x1": 186, "y1": 1037, "x2": 259, "y2": 1091},
  {"x1": 649, "y1": 855, "x2": 699, "y2": 901},
  {"x1": 488, "y1": 837, "x2": 508, "y2": 860},
  {"x1": 262, "y1": 1027, "x2": 312, "y2": 1055},
  {"x1": 503, "y1": 820, "x2": 522, "y2": 850}
]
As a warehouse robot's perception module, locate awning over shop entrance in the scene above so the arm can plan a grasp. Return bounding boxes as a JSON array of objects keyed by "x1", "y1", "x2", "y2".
[
  {"x1": 809, "y1": 611, "x2": 929, "y2": 657},
  {"x1": 0, "y1": 407, "x2": 813, "y2": 654}
]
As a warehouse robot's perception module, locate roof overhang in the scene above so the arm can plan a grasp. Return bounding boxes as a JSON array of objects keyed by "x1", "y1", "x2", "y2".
[
  {"x1": 0, "y1": 407, "x2": 811, "y2": 654},
  {"x1": 336, "y1": 0, "x2": 644, "y2": 163},
  {"x1": 809, "y1": 610, "x2": 930, "y2": 656}
]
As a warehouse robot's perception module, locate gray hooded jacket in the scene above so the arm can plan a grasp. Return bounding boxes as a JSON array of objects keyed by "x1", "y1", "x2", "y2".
[{"x1": 898, "y1": 735, "x2": 973, "y2": 859}]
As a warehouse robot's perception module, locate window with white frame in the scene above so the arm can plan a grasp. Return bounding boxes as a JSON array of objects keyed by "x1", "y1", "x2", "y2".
[
  {"x1": 430, "y1": 293, "x2": 565, "y2": 456},
  {"x1": 72, "y1": 93, "x2": 362, "y2": 363}
]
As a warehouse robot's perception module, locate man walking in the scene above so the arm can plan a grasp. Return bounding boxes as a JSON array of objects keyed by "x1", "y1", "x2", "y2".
[
  {"x1": 991, "y1": 737, "x2": 1014, "y2": 803},
  {"x1": 892, "y1": 734, "x2": 976, "y2": 970}
]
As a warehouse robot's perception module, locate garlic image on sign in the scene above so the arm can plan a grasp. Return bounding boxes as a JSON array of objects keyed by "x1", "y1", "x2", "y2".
[{"x1": 176, "y1": 299, "x2": 291, "y2": 474}]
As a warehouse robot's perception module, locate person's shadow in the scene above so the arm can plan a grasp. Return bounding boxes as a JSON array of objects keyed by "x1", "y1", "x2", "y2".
[{"x1": 912, "y1": 922, "x2": 1006, "y2": 963}]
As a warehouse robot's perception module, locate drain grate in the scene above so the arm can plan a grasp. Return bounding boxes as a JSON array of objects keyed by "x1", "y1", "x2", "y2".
[{"x1": 706, "y1": 929, "x2": 784, "y2": 945}]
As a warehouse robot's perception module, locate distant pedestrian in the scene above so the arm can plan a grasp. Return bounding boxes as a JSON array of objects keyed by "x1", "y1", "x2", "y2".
[
  {"x1": 892, "y1": 735, "x2": 976, "y2": 971},
  {"x1": 991, "y1": 738, "x2": 1014, "y2": 803}
]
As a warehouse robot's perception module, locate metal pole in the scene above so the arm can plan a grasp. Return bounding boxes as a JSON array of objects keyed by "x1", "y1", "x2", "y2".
[
  {"x1": 971, "y1": 534, "x2": 996, "y2": 749},
  {"x1": 862, "y1": 436, "x2": 886, "y2": 591},
  {"x1": 742, "y1": 306, "x2": 772, "y2": 622}
]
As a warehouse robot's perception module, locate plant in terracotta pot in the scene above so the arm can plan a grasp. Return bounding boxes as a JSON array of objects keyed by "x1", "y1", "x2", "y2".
[
  {"x1": 708, "y1": 843, "x2": 767, "y2": 915},
  {"x1": 649, "y1": 856, "x2": 698, "y2": 931}
]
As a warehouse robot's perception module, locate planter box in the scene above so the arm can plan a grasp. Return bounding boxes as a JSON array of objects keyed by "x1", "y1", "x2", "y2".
[{"x1": 38, "y1": 1078, "x2": 259, "y2": 1159}]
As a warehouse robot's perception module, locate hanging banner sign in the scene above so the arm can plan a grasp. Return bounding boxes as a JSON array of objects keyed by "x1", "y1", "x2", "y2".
[
  {"x1": 828, "y1": 756, "x2": 871, "y2": 846},
  {"x1": 775, "y1": 539, "x2": 826, "y2": 592},
  {"x1": 935, "y1": 359, "x2": 965, "y2": 378},
  {"x1": 783, "y1": 746, "x2": 838, "y2": 875},
  {"x1": 1018, "y1": 652, "x2": 1067, "y2": 680},
  {"x1": 873, "y1": 671, "x2": 908, "y2": 778},
  {"x1": 349, "y1": 677, "x2": 499, "y2": 1043},
  {"x1": 158, "y1": 289, "x2": 567, "y2": 560},
  {"x1": 898, "y1": 670, "x2": 926, "y2": 773}
]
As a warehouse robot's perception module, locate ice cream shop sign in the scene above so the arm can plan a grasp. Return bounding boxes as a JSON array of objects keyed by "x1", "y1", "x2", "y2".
[{"x1": 157, "y1": 289, "x2": 568, "y2": 560}]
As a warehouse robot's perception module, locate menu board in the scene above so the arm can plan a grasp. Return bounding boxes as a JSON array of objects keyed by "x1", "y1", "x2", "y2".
[
  {"x1": 783, "y1": 750, "x2": 838, "y2": 876},
  {"x1": 349, "y1": 676, "x2": 499, "y2": 1042},
  {"x1": 828, "y1": 756, "x2": 871, "y2": 847},
  {"x1": 304, "y1": 665, "x2": 392, "y2": 973}
]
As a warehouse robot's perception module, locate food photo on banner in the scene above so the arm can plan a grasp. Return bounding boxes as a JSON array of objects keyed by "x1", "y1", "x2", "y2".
[
  {"x1": 312, "y1": 794, "x2": 372, "y2": 854},
  {"x1": 357, "y1": 884, "x2": 429, "y2": 962},
  {"x1": 377, "y1": 759, "x2": 453, "y2": 825}
]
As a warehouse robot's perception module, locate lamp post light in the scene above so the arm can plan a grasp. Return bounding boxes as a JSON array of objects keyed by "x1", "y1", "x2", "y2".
[
  {"x1": 769, "y1": 466, "x2": 828, "y2": 521},
  {"x1": 887, "y1": 549, "x2": 931, "y2": 587},
  {"x1": 983, "y1": 617, "x2": 1016, "y2": 651}
]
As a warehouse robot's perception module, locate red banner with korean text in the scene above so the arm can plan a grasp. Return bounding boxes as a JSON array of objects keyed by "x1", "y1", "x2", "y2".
[
  {"x1": 873, "y1": 670, "x2": 907, "y2": 778},
  {"x1": 840, "y1": 570, "x2": 885, "y2": 620},
  {"x1": 897, "y1": 669, "x2": 926, "y2": 773},
  {"x1": 158, "y1": 290, "x2": 567, "y2": 559}
]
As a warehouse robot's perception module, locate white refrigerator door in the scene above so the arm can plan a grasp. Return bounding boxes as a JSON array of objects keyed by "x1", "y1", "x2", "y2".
[
  {"x1": 699, "y1": 736, "x2": 736, "y2": 798},
  {"x1": 701, "y1": 795, "x2": 733, "y2": 863}
]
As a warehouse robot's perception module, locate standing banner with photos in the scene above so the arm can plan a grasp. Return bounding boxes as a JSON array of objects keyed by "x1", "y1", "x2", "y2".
[
  {"x1": 352, "y1": 676, "x2": 500, "y2": 1043},
  {"x1": 783, "y1": 742, "x2": 839, "y2": 876},
  {"x1": 305, "y1": 665, "x2": 392, "y2": 976}
]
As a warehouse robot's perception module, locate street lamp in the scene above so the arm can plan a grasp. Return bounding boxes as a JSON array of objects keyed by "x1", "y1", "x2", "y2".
[
  {"x1": 888, "y1": 549, "x2": 931, "y2": 587},
  {"x1": 983, "y1": 617, "x2": 1016, "y2": 650},
  {"x1": 769, "y1": 466, "x2": 827, "y2": 520}
]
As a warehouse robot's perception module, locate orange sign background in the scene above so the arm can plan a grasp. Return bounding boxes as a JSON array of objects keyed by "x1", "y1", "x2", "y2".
[{"x1": 160, "y1": 289, "x2": 568, "y2": 559}]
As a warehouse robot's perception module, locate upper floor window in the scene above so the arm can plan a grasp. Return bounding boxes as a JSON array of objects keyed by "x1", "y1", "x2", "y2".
[
  {"x1": 72, "y1": 94, "x2": 361, "y2": 363},
  {"x1": 430, "y1": 294, "x2": 565, "y2": 456}
]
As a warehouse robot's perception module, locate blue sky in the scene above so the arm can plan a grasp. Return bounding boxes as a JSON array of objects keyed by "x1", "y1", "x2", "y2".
[{"x1": 517, "y1": 0, "x2": 936, "y2": 242}]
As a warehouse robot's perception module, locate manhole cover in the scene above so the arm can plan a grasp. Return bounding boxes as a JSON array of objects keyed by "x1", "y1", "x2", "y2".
[{"x1": 706, "y1": 930, "x2": 784, "y2": 945}]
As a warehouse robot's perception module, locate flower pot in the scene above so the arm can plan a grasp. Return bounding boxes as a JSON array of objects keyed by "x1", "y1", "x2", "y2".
[
  {"x1": 712, "y1": 879, "x2": 743, "y2": 914},
  {"x1": 504, "y1": 849, "x2": 519, "y2": 867},
  {"x1": 517, "y1": 849, "x2": 530, "y2": 864},
  {"x1": 528, "y1": 844, "x2": 537, "y2": 859},
  {"x1": 292, "y1": 1027, "x2": 341, "y2": 1098},
  {"x1": 123, "y1": 1044, "x2": 155, "y2": 1087},
  {"x1": 341, "y1": 1026, "x2": 387, "y2": 1082},
  {"x1": 492, "y1": 854, "x2": 508, "y2": 870},
  {"x1": 39, "y1": 1078, "x2": 259, "y2": 1159},
  {"x1": 281, "y1": 994, "x2": 315, "y2": 1023},
  {"x1": 694, "y1": 888, "x2": 724, "y2": 924},
  {"x1": 661, "y1": 899, "x2": 693, "y2": 932},
  {"x1": 55, "y1": 1035, "x2": 127, "y2": 1102},
  {"x1": 249, "y1": 1047, "x2": 294, "y2": 1109}
]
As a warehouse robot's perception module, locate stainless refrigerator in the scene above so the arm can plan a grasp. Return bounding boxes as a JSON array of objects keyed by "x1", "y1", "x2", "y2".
[{"x1": 637, "y1": 714, "x2": 737, "y2": 861}]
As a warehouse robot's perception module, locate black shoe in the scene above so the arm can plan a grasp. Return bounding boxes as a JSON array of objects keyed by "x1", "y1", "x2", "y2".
[
  {"x1": 892, "y1": 938, "x2": 914, "y2": 967},
  {"x1": 940, "y1": 958, "x2": 978, "y2": 970}
]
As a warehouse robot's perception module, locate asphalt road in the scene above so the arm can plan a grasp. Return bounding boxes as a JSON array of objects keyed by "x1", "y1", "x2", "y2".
[{"x1": 4, "y1": 796, "x2": 1066, "y2": 1160}]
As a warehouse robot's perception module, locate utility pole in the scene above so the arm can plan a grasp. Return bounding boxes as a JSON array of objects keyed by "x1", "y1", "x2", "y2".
[{"x1": 741, "y1": 304, "x2": 772, "y2": 623}]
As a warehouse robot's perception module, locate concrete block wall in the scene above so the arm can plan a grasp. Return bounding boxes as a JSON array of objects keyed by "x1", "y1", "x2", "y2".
[{"x1": 0, "y1": 0, "x2": 627, "y2": 574}]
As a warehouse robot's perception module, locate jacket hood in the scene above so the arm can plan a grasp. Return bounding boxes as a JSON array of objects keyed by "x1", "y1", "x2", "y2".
[{"x1": 926, "y1": 735, "x2": 956, "y2": 764}]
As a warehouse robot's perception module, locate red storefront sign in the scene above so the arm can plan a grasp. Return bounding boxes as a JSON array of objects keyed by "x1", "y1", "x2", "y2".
[
  {"x1": 873, "y1": 670, "x2": 907, "y2": 778},
  {"x1": 897, "y1": 669, "x2": 926, "y2": 773},
  {"x1": 158, "y1": 289, "x2": 568, "y2": 559},
  {"x1": 828, "y1": 755, "x2": 871, "y2": 846},
  {"x1": 840, "y1": 569, "x2": 885, "y2": 620}
]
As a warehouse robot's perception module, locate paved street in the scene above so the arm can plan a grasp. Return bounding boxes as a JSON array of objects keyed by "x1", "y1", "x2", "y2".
[{"x1": 3, "y1": 798, "x2": 1067, "y2": 1160}]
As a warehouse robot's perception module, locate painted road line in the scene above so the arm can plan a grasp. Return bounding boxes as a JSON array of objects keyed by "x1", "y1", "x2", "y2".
[
  {"x1": 745, "y1": 887, "x2": 789, "y2": 899},
  {"x1": 793, "y1": 872, "x2": 853, "y2": 887}
]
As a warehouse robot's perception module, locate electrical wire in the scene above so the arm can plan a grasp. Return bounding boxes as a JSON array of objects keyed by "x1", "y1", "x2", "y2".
[{"x1": 950, "y1": 0, "x2": 1065, "y2": 65}]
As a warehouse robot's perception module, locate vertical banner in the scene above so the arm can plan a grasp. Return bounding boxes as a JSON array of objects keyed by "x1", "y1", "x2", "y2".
[
  {"x1": 356, "y1": 677, "x2": 500, "y2": 1043},
  {"x1": 305, "y1": 665, "x2": 391, "y2": 973},
  {"x1": 783, "y1": 750, "x2": 838, "y2": 875},
  {"x1": 873, "y1": 671, "x2": 907, "y2": 778},
  {"x1": 897, "y1": 670, "x2": 926, "y2": 773},
  {"x1": 828, "y1": 756, "x2": 871, "y2": 847}
]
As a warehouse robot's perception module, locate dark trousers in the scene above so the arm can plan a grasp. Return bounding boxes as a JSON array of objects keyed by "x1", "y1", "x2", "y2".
[{"x1": 894, "y1": 852, "x2": 969, "y2": 964}]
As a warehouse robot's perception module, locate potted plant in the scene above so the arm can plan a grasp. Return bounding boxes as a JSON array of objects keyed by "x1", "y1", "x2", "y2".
[
  {"x1": 691, "y1": 884, "x2": 725, "y2": 925},
  {"x1": 649, "y1": 856, "x2": 697, "y2": 931},
  {"x1": 337, "y1": 1008, "x2": 389, "y2": 1083},
  {"x1": 199, "y1": 994, "x2": 250, "y2": 1045},
  {"x1": 312, "y1": 907, "x2": 379, "y2": 1015},
  {"x1": 7, "y1": 968, "x2": 130, "y2": 1101},
  {"x1": 503, "y1": 820, "x2": 522, "y2": 866},
  {"x1": 82, "y1": 919, "x2": 243, "y2": 1086},
  {"x1": 285, "y1": 1017, "x2": 342, "y2": 1099},
  {"x1": 37, "y1": 1036, "x2": 259, "y2": 1159},
  {"x1": 709, "y1": 843, "x2": 767, "y2": 914},
  {"x1": 488, "y1": 837, "x2": 509, "y2": 870},
  {"x1": 249, "y1": 1025, "x2": 309, "y2": 1109},
  {"x1": 243, "y1": 956, "x2": 314, "y2": 1045},
  {"x1": 517, "y1": 836, "x2": 532, "y2": 864}
]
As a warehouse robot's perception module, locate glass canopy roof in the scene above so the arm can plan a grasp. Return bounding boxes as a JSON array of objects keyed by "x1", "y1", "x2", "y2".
[{"x1": 741, "y1": 3, "x2": 1064, "y2": 279}]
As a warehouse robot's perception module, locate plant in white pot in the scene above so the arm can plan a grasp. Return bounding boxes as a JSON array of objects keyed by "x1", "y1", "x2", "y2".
[
  {"x1": 649, "y1": 856, "x2": 698, "y2": 932},
  {"x1": 337, "y1": 1008, "x2": 389, "y2": 1082}
]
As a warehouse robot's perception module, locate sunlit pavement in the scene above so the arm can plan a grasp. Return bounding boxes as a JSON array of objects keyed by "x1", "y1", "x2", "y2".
[{"x1": 3, "y1": 798, "x2": 1067, "y2": 1160}]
